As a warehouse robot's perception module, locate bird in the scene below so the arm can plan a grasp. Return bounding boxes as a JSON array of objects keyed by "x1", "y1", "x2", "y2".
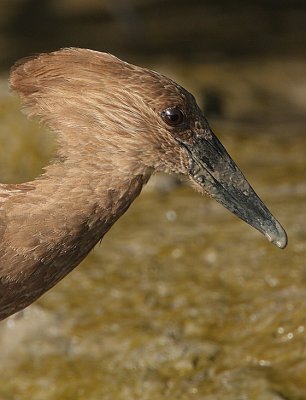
[{"x1": 0, "y1": 48, "x2": 287, "y2": 321}]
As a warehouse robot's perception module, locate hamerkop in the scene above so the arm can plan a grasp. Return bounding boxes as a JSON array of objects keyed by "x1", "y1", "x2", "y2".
[{"x1": 0, "y1": 48, "x2": 287, "y2": 321}]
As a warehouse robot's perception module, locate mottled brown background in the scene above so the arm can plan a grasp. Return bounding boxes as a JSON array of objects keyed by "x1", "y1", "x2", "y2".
[{"x1": 0, "y1": 1, "x2": 305, "y2": 400}]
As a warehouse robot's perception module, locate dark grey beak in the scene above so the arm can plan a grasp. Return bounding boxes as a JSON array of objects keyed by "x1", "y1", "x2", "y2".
[{"x1": 183, "y1": 128, "x2": 287, "y2": 249}]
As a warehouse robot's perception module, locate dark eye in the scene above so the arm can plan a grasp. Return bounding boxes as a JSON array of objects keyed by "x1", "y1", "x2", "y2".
[{"x1": 161, "y1": 107, "x2": 185, "y2": 127}]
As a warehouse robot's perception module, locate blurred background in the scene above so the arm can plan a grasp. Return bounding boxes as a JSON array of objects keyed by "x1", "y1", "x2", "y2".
[
  {"x1": 1, "y1": 0, "x2": 306, "y2": 66},
  {"x1": 0, "y1": 1, "x2": 305, "y2": 399}
]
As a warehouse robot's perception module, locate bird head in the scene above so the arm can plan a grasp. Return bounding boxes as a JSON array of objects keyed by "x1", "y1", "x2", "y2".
[{"x1": 10, "y1": 48, "x2": 287, "y2": 248}]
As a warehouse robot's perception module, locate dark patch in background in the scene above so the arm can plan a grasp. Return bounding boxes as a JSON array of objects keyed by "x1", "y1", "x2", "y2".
[{"x1": 0, "y1": 0, "x2": 305, "y2": 68}]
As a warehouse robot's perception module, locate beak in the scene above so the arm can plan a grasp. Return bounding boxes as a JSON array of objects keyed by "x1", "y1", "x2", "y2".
[{"x1": 183, "y1": 128, "x2": 287, "y2": 249}]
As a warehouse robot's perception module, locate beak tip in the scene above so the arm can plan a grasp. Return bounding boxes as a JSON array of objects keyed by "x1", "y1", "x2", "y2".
[{"x1": 264, "y1": 221, "x2": 288, "y2": 249}]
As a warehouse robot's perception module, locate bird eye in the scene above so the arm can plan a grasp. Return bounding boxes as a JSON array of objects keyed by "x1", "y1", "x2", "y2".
[{"x1": 161, "y1": 107, "x2": 185, "y2": 127}]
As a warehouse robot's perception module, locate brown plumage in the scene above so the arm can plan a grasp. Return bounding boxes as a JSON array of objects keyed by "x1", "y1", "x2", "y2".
[{"x1": 0, "y1": 48, "x2": 287, "y2": 321}]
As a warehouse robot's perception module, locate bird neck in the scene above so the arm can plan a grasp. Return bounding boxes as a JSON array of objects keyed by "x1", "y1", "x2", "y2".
[
  {"x1": 10, "y1": 161, "x2": 150, "y2": 271},
  {"x1": 0, "y1": 159, "x2": 151, "y2": 320}
]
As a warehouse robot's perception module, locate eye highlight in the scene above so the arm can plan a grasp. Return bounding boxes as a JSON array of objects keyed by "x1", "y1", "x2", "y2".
[{"x1": 161, "y1": 107, "x2": 185, "y2": 127}]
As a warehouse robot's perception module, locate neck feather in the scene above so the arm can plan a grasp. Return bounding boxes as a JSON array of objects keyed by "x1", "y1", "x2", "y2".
[{"x1": 0, "y1": 159, "x2": 150, "y2": 320}]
